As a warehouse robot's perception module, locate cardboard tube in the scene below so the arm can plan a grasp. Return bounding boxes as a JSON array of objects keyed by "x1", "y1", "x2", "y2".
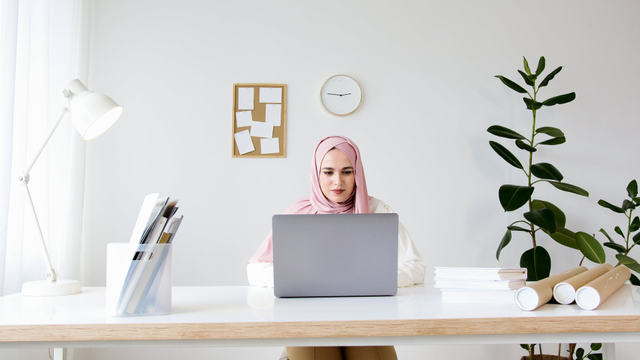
[
  {"x1": 575, "y1": 266, "x2": 631, "y2": 310},
  {"x1": 515, "y1": 266, "x2": 587, "y2": 311},
  {"x1": 553, "y1": 264, "x2": 613, "y2": 305}
]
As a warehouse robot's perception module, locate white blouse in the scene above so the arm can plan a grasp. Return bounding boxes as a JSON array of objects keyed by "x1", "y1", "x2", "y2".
[{"x1": 247, "y1": 197, "x2": 426, "y2": 288}]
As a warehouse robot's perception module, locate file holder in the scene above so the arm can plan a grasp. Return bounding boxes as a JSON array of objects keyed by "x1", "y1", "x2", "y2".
[{"x1": 106, "y1": 243, "x2": 172, "y2": 316}]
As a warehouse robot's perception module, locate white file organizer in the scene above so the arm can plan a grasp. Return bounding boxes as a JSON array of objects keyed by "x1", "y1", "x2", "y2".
[{"x1": 106, "y1": 243, "x2": 172, "y2": 316}]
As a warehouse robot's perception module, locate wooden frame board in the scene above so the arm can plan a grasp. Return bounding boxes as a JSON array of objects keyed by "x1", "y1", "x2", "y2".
[{"x1": 232, "y1": 83, "x2": 287, "y2": 158}]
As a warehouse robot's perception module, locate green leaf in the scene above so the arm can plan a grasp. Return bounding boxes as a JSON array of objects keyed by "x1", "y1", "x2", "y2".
[
  {"x1": 523, "y1": 57, "x2": 532, "y2": 75},
  {"x1": 499, "y1": 185, "x2": 535, "y2": 211},
  {"x1": 523, "y1": 97, "x2": 543, "y2": 110},
  {"x1": 539, "y1": 66, "x2": 562, "y2": 88},
  {"x1": 496, "y1": 229, "x2": 512, "y2": 261},
  {"x1": 518, "y1": 70, "x2": 535, "y2": 86},
  {"x1": 520, "y1": 344, "x2": 530, "y2": 351},
  {"x1": 598, "y1": 199, "x2": 625, "y2": 213},
  {"x1": 576, "y1": 232, "x2": 606, "y2": 264},
  {"x1": 635, "y1": 197, "x2": 640, "y2": 205},
  {"x1": 599, "y1": 228, "x2": 615, "y2": 243},
  {"x1": 622, "y1": 199, "x2": 636, "y2": 211},
  {"x1": 524, "y1": 208, "x2": 557, "y2": 233},
  {"x1": 531, "y1": 200, "x2": 566, "y2": 227},
  {"x1": 631, "y1": 217, "x2": 640, "y2": 233},
  {"x1": 628, "y1": 180, "x2": 638, "y2": 198},
  {"x1": 515, "y1": 139, "x2": 537, "y2": 152},
  {"x1": 616, "y1": 255, "x2": 640, "y2": 273},
  {"x1": 487, "y1": 125, "x2": 526, "y2": 140},
  {"x1": 489, "y1": 141, "x2": 524, "y2": 169},
  {"x1": 548, "y1": 181, "x2": 589, "y2": 196},
  {"x1": 536, "y1": 126, "x2": 564, "y2": 138},
  {"x1": 590, "y1": 343, "x2": 602, "y2": 351},
  {"x1": 576, "y1": 348, "x2": 585, "y2": 359},
  {"x1": 531, "y1": 163, "x2": 564, "y2": 181},
  {"x1": 542, "y1": 92, "x2": 576, "y2": 106},
  {"x1": 587, "y1": 354, "x2": 603, "y2": 360},
  {"x1": 495, "y1": 75, "x2": 527, "y2": 94},
  {"x1": 508, "y1": 225, "x2": 531, "y2": 233},
  {"x1": 603, "y1": 241, "x2": 627, "y2": 254},
  {"x1": 520, "y1": 246, "x2": 551, "y2": 281},
  {"x1": 538, "y1": 137, "x2": 566, "y2": 146},
  {"x1": 535, "y1": 56, "x2": 545, "y2": 76},
  {"x1": 550, "y1": 227, "x2": 578, "y2": 249},
  {"x1": 615, "y1": 226, "x2": 625, "y2": 238},
  {"x1": 633, "y1": 231, "x2": 640, "y2": 244},
  {"x1": 630, "y1": 274, "x2": 640, "y2": 286}
]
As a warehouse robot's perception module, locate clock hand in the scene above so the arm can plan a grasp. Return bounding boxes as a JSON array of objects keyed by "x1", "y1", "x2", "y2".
[{"x1": 327, "y1": 93, "x2": 352, "y2": 96}]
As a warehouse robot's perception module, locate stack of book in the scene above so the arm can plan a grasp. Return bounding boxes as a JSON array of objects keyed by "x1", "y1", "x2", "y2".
[{"x1": 434, "y1": 267, "x2": 527, "y2": 304}]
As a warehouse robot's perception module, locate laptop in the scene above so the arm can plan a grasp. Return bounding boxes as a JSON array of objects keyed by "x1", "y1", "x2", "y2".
[{"x1": 272, "y1": 213, "x2": 398, "y2": 298}]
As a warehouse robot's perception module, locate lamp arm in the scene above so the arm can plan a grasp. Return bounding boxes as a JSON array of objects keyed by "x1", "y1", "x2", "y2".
[
  {"x1": 18, "y1": 101, "x2": 71, "y2": 283},
  {"x1": 20, "y1": 181, "x2": 58, "y2": 282},
  {"x1": 23, "y1": 106, "x2": 69, "y2": 176}
]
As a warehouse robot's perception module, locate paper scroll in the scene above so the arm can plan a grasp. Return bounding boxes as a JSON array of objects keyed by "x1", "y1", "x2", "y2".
[
  {"x1": 575, "y1": 266, "x2": 631, "y2": 310},
  {"x1": 553, "y1": 263, "x2": 613, "y2": 305},
  {"x1": 515, "y1": 266, "x2": 587, "y2": 311}
]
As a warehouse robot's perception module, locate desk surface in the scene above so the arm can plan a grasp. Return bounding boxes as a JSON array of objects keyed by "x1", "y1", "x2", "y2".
[{"x1": 2, "y1": 285, "x2": 640, "y2": 347}]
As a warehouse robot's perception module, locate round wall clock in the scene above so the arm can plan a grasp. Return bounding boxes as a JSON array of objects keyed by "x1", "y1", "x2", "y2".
[{"x1": 320, "y1": 75, "x2": 362, "y2": 116}]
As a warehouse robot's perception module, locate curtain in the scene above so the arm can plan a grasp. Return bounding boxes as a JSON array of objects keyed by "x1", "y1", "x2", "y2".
[{"x1": 0, "y1": 0, "x2": 90, "y2": 296}]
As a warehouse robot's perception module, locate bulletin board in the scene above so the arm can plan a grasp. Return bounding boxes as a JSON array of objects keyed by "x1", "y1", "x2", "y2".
[{"x1": 232, "y1": 83, "x2": 287, "y2": 158}]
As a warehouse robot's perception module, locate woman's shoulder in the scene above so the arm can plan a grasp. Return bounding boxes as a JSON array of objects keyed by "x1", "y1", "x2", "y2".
[{"x1": 368, "y1": 196, "x2": 394, "y2": 214}]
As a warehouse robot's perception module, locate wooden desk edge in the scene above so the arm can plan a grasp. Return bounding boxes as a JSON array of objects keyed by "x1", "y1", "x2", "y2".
[{"x1": 2, "y1": 316, "x2": 639, "y2": 343}]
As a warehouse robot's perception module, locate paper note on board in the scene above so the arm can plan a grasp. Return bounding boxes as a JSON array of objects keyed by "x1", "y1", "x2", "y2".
[
  {"x1": 250, "y1": 121, "x2": 274, "y2": 138},
  {"x1": 234, "y1": 130, "x2": 255, "y2": 155},
  {"x1": 236, "y1": 111, "x2": 253, "y2": 127},
  {"x1": 265, "y1": 104, "x2": 281, "y2": 126},
  {"x1": 259, "y1": 88, "x2": 282, "y2": 103},
  {"x1": 238, "y1": 88, "x2": 254, "y2": 110},
  {"x1": 260, "y1": 138, "x2": 280, "y2": 154}
]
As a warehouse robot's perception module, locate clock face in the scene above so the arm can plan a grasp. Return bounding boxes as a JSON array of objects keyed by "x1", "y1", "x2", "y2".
[{"x1": 320, "y1": 75, "x2": 362, "y2": 116}]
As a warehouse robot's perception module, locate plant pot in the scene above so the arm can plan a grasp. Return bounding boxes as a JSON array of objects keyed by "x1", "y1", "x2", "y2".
[{"x1": 520, "y1": 356, "x2": 570, "y2": 360}]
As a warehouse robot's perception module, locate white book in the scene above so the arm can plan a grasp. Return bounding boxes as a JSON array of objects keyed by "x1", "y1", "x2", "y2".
[
  {"x1": 440, "y1": 288, "x2": 517, "y2": 304},
  {"x1": 434, "y1": 267, "x2": 527, "y2": 281},
  {"x1": 435, "y1": 279, "x2": 526, "y2": 290}
]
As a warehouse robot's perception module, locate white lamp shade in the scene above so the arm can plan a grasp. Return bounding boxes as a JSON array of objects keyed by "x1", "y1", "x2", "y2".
[{"x1": 64, "y1": 79, "x2": 123, "y2": 140}]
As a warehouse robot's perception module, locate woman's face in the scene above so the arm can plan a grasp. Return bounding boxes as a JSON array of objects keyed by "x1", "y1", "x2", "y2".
[{"x1": 319, "y1": 149, "x2": 355, "y2": 203}]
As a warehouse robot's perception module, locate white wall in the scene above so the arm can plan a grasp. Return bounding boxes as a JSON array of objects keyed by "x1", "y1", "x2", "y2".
[{"x1": 66, "y1": 0, "x2": 640, "y2": 359}]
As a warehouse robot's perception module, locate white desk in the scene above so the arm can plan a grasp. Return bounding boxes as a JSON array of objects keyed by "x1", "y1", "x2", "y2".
[{"x1": 1, "y1": 285, "x2": 640, "y2": 359}]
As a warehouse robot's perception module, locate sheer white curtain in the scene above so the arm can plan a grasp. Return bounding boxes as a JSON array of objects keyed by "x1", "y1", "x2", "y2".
[{"x1": 0, "y1": 0, "x2": 91, "y2": 296}]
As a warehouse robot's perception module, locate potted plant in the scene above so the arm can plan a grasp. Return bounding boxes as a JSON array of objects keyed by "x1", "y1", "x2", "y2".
[
  {"x1": 593, "y1": 179, "x2": 640, "y2": 285},
  {"x1": 489, "y1": 56, "x2": 611, "y2": 360},
  {"x1": 489, "y1": 56, "x2": 590, "y2": 280}
]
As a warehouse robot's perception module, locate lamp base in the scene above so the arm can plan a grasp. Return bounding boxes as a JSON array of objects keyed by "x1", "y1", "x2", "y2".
[{"x1": 21, "y1": 279, "x2": 82, "y2": 296}]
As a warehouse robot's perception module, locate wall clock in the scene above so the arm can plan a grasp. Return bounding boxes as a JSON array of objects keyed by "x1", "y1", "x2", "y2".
[{"x1": 320, "y1": 75, "x2": 362, "y2": 116}]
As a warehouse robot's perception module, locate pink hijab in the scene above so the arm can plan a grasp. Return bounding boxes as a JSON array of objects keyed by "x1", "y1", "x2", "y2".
[{"x1": 248, "y1": 135, "x2": 370, "y2": 263}]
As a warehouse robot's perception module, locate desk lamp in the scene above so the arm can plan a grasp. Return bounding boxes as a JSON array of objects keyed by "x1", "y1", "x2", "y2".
[{"x1": 20, "y1": 79, "x2": 123, "y2": 296}]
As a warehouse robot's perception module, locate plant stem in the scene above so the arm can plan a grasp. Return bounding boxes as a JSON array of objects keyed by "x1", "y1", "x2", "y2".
[
  {"x1": 626, "y1": 209, "x2": 633, "y2": 253},
  {"x1": 529, "y1": 85, "x2": 538, "y2": 248}
]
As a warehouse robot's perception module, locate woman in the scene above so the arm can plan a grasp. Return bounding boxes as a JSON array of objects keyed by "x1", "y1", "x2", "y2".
[{"x1": 247, "y1": 135, "x2": 426, "y2": 360}]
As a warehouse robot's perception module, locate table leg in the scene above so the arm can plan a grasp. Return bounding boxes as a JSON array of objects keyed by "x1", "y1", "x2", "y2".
[
  {"x1": 53, "y1": 348, "x2": 67, "y2": 360},
  {"x1": 603, "y1": 343, "x2": 615, "y2": 360}
]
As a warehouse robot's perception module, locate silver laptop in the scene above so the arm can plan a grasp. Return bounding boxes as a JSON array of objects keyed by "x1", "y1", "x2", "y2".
[{"x1": 272, "y1": 213, "x2": 398, "y2": 298}]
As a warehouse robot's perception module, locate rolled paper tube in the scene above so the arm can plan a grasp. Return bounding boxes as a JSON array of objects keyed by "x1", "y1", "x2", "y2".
[
  {"x1": 515, "y1": 266, "x2": 587, "y2": 311},
  {"x1": 575, "y1": 266, "x2": 631, "y2": 310},
  {"x1": 553, "y1": 263, "x2": 613, "y2": 305}
]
